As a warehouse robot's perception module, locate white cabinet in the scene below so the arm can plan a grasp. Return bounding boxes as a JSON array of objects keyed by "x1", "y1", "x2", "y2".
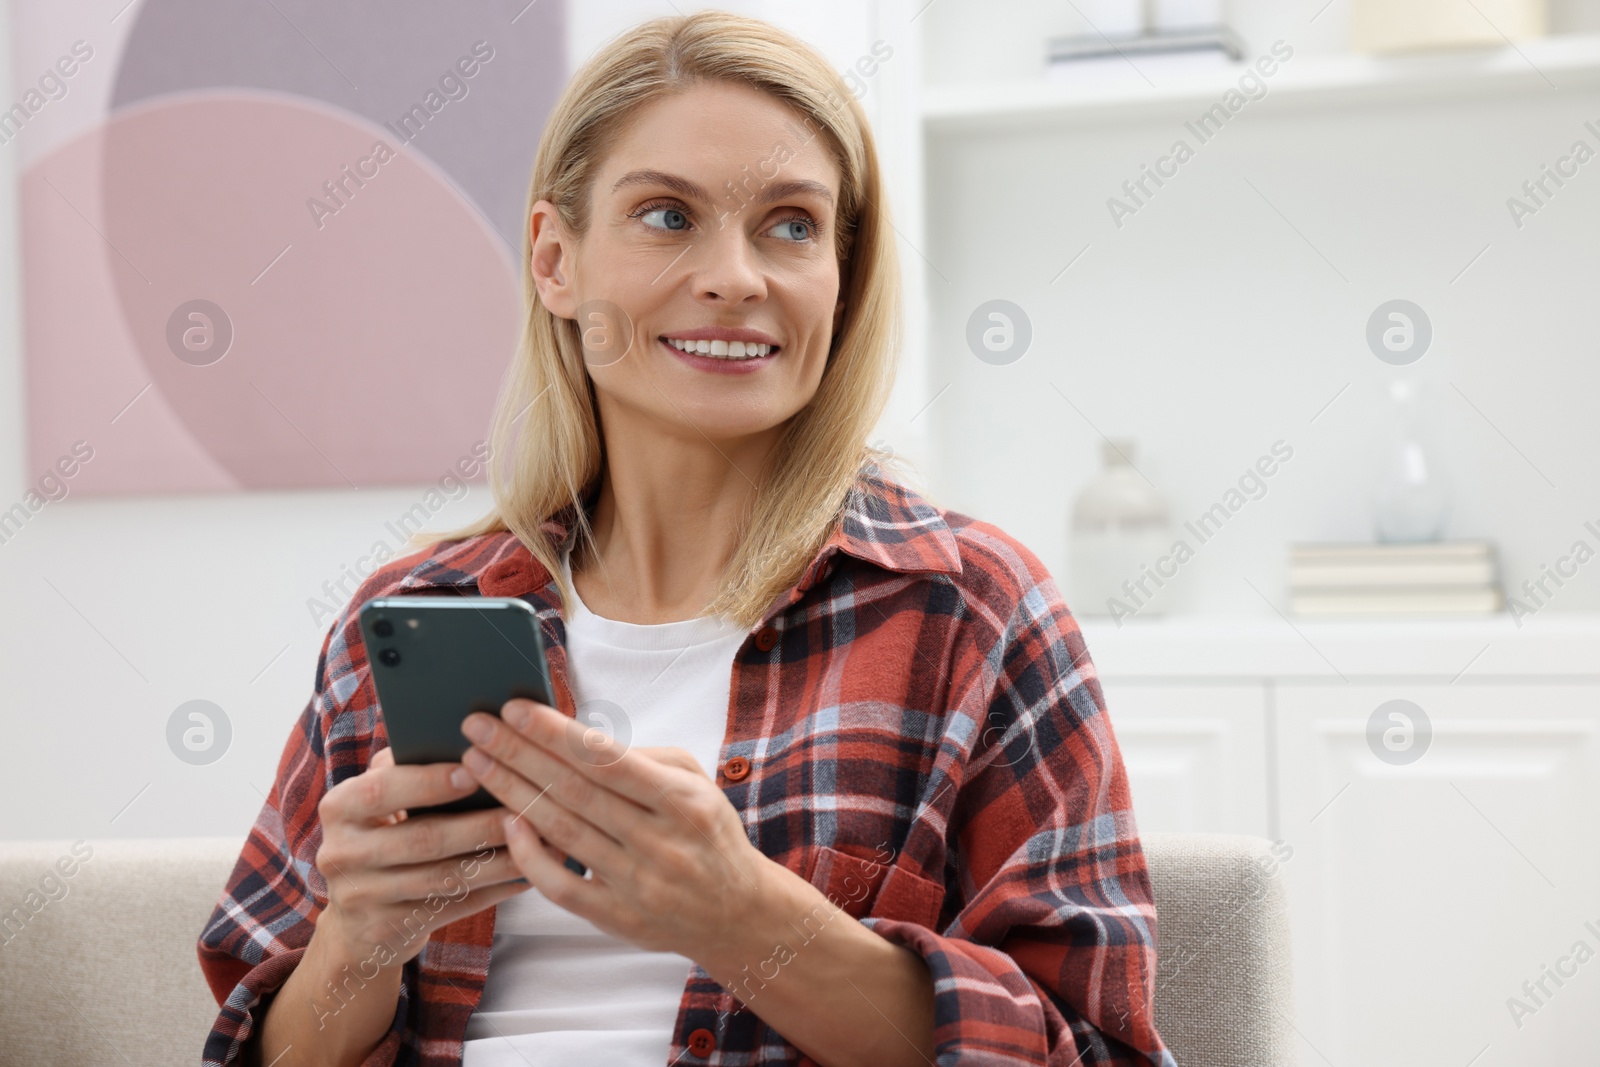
[
  {"x1": 1275, "y1": 682, "x2": 1600, "y2": 1067},
  {"x1": 1080, "y1": 616, "x2": 1600, "y2": 1066},
  {"x1": 1099, "y1": 680, "x2": 1271, "y2": 837}
]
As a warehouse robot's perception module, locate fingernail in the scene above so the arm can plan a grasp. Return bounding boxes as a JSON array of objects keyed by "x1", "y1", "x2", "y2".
[
  {"x1": 462, "y1": 715, "x2": 493, "y2": 743},
  {"x1": 462, "y1": 747, "x2": 492, "y2": 773},
  {"x1": 450, "y1": 766, "x2": 475, "y2": 790},
  {"x1": 503, "y1": 702, "x2": 530, "y2": 730}
]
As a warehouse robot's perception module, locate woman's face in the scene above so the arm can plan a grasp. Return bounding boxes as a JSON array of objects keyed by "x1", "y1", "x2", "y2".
[{"x1": 530, "y1": 80, "x2": 845, "y2": 449}]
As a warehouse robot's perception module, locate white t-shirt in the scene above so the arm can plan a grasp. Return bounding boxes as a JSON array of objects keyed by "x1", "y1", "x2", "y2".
[{"x1": 460, "y1": 545, "x2": 750, "y2": 1065}]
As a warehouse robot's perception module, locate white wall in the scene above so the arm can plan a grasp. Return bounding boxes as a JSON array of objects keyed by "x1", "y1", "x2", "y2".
[{"x1": 0, "y1": 0, "x2": 21, "y2": 512}]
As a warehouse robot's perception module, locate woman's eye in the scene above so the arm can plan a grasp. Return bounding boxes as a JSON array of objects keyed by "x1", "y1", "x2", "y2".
[
  {"x1": 632, "y1": 201, "x2": 817, "y2": 242},
  {"x1": 767, "y1": 217, "x2": 815, "y2": 242},
  {"x1": 639, "y1": 206, "x2": 690, "y2": 231}
]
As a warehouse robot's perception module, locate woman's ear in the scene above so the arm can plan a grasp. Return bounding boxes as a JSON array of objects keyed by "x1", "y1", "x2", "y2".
[{"x1": 530, "y1": 199, "x2": 576, "y2": 318}]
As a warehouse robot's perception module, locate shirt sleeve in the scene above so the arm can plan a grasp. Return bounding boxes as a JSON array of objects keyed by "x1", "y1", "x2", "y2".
[
  {"x1": 860, "y1": 560, "x2": 1176, "y2": 1067},
  {"x1": 196, "y1": 600, "x2": 413, "y2": 1067}
]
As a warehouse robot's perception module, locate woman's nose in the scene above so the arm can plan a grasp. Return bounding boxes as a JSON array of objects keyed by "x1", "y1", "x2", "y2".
[{"x1": 689, "y1": 227, "x2": 768, "y2": 304}]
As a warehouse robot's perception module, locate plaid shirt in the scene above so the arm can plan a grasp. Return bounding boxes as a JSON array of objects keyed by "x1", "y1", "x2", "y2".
[{"x1": 198, "y1": 466, "x2": 1175, "y2": 1067}]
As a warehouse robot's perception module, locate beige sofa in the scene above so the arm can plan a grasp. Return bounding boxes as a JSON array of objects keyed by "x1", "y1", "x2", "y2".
[{"x1": 0, "y1": 833, "x2": 1296, "y2": 1065}]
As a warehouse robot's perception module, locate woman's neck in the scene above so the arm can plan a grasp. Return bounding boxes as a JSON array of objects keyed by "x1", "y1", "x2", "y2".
[{"x1": 569, "y1": 437, "x2": 772, "y2": 624}]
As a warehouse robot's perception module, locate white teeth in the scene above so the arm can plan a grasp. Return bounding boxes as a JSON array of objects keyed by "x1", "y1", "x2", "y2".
[{"x1": 663, "y1": 337, "x2": 773, "y2": 359}]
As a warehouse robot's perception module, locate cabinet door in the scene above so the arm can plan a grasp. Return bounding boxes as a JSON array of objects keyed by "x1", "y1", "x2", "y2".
[
  {"x1": 1276, "y1": 683, "x2": 1600, "y2": 1067},
  {"x1": 1098, "y1": 681, "x2": 1270, "y2": 837}
]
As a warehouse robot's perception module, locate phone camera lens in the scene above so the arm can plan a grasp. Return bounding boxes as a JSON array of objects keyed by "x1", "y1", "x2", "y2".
[
  {"x1": 378, "y1": 648, "x2": 401, "y2": 667},
  {"x1": 373, "y1": 618, "x2": 394, "y2": 638}
]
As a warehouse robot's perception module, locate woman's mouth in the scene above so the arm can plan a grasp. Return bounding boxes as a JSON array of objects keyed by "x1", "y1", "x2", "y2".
[{"x1": 659, "y1": 335, "x2": 780, "y2": 373}]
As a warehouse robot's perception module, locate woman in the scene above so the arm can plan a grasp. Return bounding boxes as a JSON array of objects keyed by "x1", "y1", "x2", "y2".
[{"x1": 198, "y1": 11, "x2": 1173, "y2": 1067}]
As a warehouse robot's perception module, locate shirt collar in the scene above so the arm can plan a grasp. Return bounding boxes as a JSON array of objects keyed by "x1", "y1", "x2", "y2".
[{"x1": 394, "y1": 464, "x2": 963, "y2": 602}]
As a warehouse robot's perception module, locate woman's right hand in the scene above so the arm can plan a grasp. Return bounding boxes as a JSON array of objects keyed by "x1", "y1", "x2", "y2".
[{"x1": 311, "y1": 746, "x2": 530, "y2": 973}]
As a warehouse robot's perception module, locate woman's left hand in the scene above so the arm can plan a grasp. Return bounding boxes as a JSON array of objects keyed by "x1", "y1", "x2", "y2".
[{"x1": 458, "y1": 698, "x2": 776, "y2": 963}]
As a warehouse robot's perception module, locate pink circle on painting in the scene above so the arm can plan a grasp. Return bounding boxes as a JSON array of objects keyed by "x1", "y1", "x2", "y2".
[{"x1": 99, "y1": 92, "x2": 521, "y2": 489}]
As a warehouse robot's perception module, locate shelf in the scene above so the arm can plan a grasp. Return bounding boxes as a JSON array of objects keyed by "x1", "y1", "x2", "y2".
[
  {"x1": 1077, "y1": 610, "x2": 1600, "y2": 680},
  {"x1": 923, "y1": 32, "x2": 1600, "y2": 135}
]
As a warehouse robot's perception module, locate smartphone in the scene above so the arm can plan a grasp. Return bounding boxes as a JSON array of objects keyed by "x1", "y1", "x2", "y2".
[{"x1": 357, "y1": 595, "x2": 587, "y2": 877}]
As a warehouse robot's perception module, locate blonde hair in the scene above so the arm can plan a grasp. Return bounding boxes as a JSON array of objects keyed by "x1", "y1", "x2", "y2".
[{"x1": 411, "y1": 9, "x2": 908, "y2": 629}]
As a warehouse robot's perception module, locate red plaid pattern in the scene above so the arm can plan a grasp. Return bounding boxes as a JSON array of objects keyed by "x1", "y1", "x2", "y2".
[{"x1": 198, "y1": 465, "x2": 1174, "y2": 1066}]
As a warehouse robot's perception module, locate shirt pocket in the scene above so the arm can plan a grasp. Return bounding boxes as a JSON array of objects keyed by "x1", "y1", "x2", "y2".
[{"x1": 804, "y1": 843, "x2": 946, "y2": 930}]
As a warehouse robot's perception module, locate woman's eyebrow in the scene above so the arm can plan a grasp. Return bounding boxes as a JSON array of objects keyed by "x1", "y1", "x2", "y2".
[{"x1": 611, "y1": 168, "x2": 834, "y2": 208}]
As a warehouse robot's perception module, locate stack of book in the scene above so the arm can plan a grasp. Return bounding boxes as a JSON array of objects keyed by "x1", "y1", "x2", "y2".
[
  {"x1": 1289, "y1": 540, "x2": 1504, "y2": 616},
  {"x1": 1047, "y1": 27, "x2": 1245, "y2": 66},
  {"x1": 1045, "y1": 27, "x2": 1246, "y2": 85}
]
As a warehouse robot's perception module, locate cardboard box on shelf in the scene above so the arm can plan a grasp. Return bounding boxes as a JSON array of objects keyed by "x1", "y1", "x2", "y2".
[{"x1": 1352, "y1": 0, "x2": 1546, "y2": 53}]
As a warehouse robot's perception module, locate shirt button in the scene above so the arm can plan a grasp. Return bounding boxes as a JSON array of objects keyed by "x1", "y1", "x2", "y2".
[
  {"x1": 722, "y1": 756, "x2": 751, "y2": 782},
  {"x1": 687, "y1": 1027, "x2": 717, "y2": 1056},
  {"x1": 754, "y1": 626, "x2": 778, "y2": 651}
]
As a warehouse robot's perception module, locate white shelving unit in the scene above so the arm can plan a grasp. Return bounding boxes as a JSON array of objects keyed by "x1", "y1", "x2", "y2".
[
  {"x1": 923, "y1": 32, "x2": 1600, "y2": 133},
  {"x1": 912, "y1": 17, "x2": 1600, "y2": 1060},
  {"x1": 1081, "y1": 610, "x2": 1600, "y2": 679},
  {"x1": 1079, "y1": 610, "x2": 1600, "y2": 1066}
]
